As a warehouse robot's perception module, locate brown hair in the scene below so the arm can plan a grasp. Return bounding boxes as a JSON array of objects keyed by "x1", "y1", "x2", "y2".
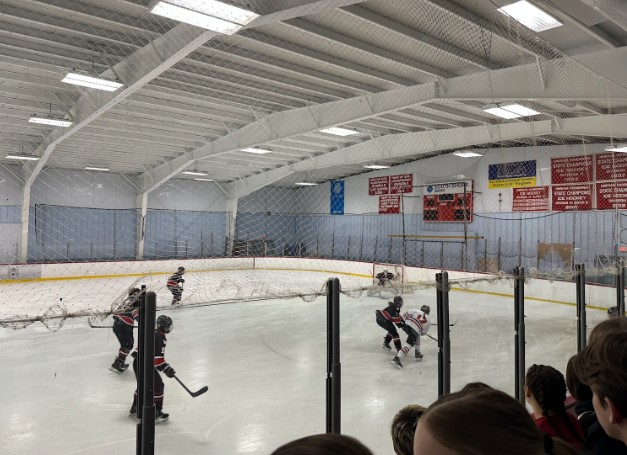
[
  {"x1": 391, "y1": 404, "x2": 426, "y2": 455},
  {"x1": 419, "y1": 389, "x2": 578, "y2": 455},
  {"x1": 525, "y1": 364, "x2": 583, "y2": 445},
  {"x1": 459, "y1": 381, "x2": 493, "y2": 394},
  {"x1": 577, "y1": 331, "x2": 627, "y2": 418},
  {"x1": 566, "y1": 355, "x2": 592, "y2": 402},
  {"x1": 588, "y1": 316, "x2": 627, "y2": 345},
  {"x1": 270, "y1": 434, "x2": 374, "y2": 455}
]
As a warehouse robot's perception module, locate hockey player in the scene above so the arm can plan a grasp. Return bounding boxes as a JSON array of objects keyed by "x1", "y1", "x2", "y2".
[
  {"x1": 166, "y1": 267, "x2": 185, "y2": 305},
  {"x1": 130, "y1": 315, "x2": 176, "y2": 423},
  {"x1": 110, "y1": 287, "x2": 141, "y2": 374},
  {"x1": 376, "y1": 269, "x2": 395, "y2": 286},
  {"x1": 391, "y1": 305, "x2": 432, "y2": 368},
  {"x1": 608, "y1": 306, "x2": 621, "y2": 318},
  {"x1": 376, "y1": 296, "x2": 405, "y2": 361}
]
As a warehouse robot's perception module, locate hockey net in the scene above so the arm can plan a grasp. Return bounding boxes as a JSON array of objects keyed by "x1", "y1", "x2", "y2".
[{"x1": 372, "y1": 263, "x2": 405, "y2": 285}]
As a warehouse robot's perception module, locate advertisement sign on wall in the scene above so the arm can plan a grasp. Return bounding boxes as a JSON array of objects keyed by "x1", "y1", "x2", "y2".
[
  {"x1": 512, "y1": 186, "x2": 549, "y2": 212},
  {"x1": 551, "y1": 155, "x2": 593, "y2": 184},
  {"x1": 488, "y1": 160, "x2": 536, "y2": 189},
  {"x1": 379, "y1": 195, "x2": 401, "y2": 214},
  {"x1": 330, "y1": 179, "x2": 344, "y2": 215},
  {"x1": 369, "y1": 176, "x2": 389, "y2": 195},
  {"x1": 551, "y1": 184, "x2": 593, "y2": 211},
  {"x1": 597, "y1": 181, "x2": 627, "y2": 210}
]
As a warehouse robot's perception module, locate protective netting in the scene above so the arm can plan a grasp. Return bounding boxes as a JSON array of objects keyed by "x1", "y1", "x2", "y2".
[{"x1": 1, "y1": 0, "x2": 626, "y2": 329}]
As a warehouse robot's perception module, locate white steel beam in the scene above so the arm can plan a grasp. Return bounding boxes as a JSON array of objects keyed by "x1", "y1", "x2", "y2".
[{"x1": 226, "y1": 114, "x2": 626, "y2": 199}]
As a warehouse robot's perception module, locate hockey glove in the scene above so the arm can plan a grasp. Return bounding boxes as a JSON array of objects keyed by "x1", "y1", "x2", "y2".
[
  {"x1": 163, "y1": 365, "x2": 176, "y2": 378},
  {"x1": 180, "y1": 279, "x2": 185, "y2": 284}
]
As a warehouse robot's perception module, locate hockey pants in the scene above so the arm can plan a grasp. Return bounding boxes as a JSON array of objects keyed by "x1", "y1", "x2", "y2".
[
  {"x1": 132, "y1": 357, "x2": 165, "y2": 412},
  {"x1": 113, "y1": 320, "x2": 134, "y2": 360}
]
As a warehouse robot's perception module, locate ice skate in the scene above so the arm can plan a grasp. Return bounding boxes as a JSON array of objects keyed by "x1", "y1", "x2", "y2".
[
  {"x1": 415, "y1": 351, "x2": 424, "y2": 361},
  {"x1": 156, "y1": 410, "x2": 169, "y2": 424},
  {"x1": 129, "y1": 402, "x2": 137, "y2": 420},
  {"x1": 390, "y1": 356, "x2": 403, "y2": 369},
  {"x1": 382, "y1": 341, "x2": 392, "y2": 351},
  {"x1": 110, "y1": 357, "x2": 128, "y2": 374}
]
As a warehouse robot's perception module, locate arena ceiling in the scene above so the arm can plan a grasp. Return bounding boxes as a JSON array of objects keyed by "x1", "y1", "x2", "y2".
[{"x1": 2, "y1": 0, "x2": 627, "y2": 197}]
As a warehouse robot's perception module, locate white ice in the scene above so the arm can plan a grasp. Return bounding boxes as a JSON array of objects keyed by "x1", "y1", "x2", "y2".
[{"x1": 0, "y1": 272, "x2": 609, "y2": 455}]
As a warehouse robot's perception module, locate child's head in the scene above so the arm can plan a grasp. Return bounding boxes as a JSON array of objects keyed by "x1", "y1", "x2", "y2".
[
  {"x1": 391, "y1": 404, "x2": 426, "y2": 455},
  {"x1": 525, "y1": 364, "x2": 567, "y2": 415}
]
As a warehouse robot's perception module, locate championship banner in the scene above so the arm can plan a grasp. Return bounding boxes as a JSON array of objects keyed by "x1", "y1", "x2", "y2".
[
  {"x1": 552, "y1": 184, "x2": 593, "y2": 211},
  {"x1": 369, "y1": 176, "x2": 389, "y2": 195},
  {"x1": 423, "y1": 181, "x2": 473, "y2": 222},
  {"x1": 379, "y1": 195, "x2": 401, "y2": 214},
  {"x1": 390, "y1": 174, "x2": 413, "y2": 194},
  {"x1": 488, "y1": 160, "x2": 536, "y2": 189},
  {"x1": 597, "y1": 181, "x2": 627, "y2": 210},
  {"x1": 596, "y1": 153, "x2": 627, "y2": 181},
  {"x1": 513, "y1": 186, "x2": 549, "y2": 212},
  {"x1": 330, "y1": 179, "x2": 344, "y2": 215},
  {"x1": 551, "y1": 155, "x2": 593, "y2": 184}
]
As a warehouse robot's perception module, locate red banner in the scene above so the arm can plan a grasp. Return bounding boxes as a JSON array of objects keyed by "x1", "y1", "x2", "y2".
[
  {"x1": 596, "y1": 153, "x2": 627, "y2": 181},
  {"x1": 369, "y1": 176, "x2": 389, "y2": 195},
  {"x1": 551, "y1": 184, "x2": 593, "y2": 211},
  {"x1": 551, "y1": 155, "x2": 593, "y2": 184},
  {"x1": 379, "y1": 195, "x2": 401, "y2": 214},
  {"x1": 597, "y1": 181, "x2": 627, "y2": 210},
  {"x1": 513, "y1": 186, "x2": 549, "y2": 212},
  {"x1": 390, "y1": 174, "x2": 413, "y2": 194}
]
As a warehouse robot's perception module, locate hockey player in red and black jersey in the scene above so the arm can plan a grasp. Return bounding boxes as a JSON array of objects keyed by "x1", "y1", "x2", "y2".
[
  {"x1": 130, "y1": 315, "x2": 175, "y2": 423},
  {"x1": 166, "y1": 267, "x2": 185, "y2": 305},
  {"x1": 110, "y1": 287, "x2": 141, "y2": 374},
  {"x1": 375, "y1": 296, "x2": 405, "y2": 363}
]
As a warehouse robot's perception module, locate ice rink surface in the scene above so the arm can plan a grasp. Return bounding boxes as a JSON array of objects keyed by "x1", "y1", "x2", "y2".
[{"x1": 0, "y1": 273, "x2": 609, "y2": 455}]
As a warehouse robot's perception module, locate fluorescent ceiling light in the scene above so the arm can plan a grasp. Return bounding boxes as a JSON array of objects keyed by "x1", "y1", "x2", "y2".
[
  {"x1": 85, "y1": 166, "x2": 109, "y2": 171},
  {"x1": 6, "y1": 155, "x2": 40, "y2": 161},
  {"x1": 28, "y1": 115, "x2": 72, "y2": 127},
  {"x1": 241, "y1": 147, "x2": 272, "y2": 154},
  {"x1": 364, "y1": 164, "x2": 390, "y2": 169},
  {"x1": 194, "y1": 178, "x2": 214, "y2": 182},
  {"x1": 605, "y1": 145, "x2": 627, "y2": 153},
  {"x1": 498, "y1": 1, "x2": 562, "y2": 32},
  {"x1": 500, "y1": 103, "x2": 540, "y2": 117},
  {"x1": 295, "y1": 182, "x2": 318, "y2": 186},
  {"x1": 319, "y1": 127, "x2": 359, "y2": 137},
  {"x1": 483, "y1": 104, "x2": 522, "y2": 119},
  {"x1": 62, "y1": 72, "x2": 123, "y2": 92},
  {"x1": 150, "y1": 1, "x2": 257, "y2": 34},
  {"x1": 182, "y1": 170, "x2": 208, "y2": 176},
  {"x1": 453, "y1": 151, "x2": 483, "y2": 158}
]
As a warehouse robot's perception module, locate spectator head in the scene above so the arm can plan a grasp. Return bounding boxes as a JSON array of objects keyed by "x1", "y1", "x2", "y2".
[
  {"x1": 588, "y1": 316, "x2": 627, "y2": 345},
  {"x1": 270, "y1": 434, "x2": 373, "y2": 455},
  {"x1": 413, "y1": 389, "x2": 578, "y2": 455},
  {"x1": 524, "y1": 364, "x2": 567, "y2": 415},
  {"x1": 576, "y1": 331, "x2": 627, "y2": 445},
  {"x1": 390, "y1": 404, "x2": 426, "y2": 455},
  {"x1": 459, "y1": 382, "x2": 493, "y2": 394},
  {"x1": 566, "y1": 355, "x2": 592, "y2": 402}
]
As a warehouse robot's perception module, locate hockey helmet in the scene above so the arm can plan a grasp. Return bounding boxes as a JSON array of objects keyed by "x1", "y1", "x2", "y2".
[
  {"x1": 393, "y1": 295, "x2": 403, "y2": 309},
  {"x1": 129, "y1": 287, "x2": 141, "y2": 296},
  {"x1": 157, "y1": 315, "x2": 173, "y2": 333},
  {"x1": 178, "y1": 266, "x2": 185, "y2": 274},
  {"x1": 608, "y1": 306, "x2": 620, "y2": 318},
  {"x1": 421, "y1": 304, "x2": 431, "y2": 315}
]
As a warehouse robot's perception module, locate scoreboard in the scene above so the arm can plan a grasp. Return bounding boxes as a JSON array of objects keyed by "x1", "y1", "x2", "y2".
[{"x1": 423, "y1": 181, "x2": 473, "y2": 223}]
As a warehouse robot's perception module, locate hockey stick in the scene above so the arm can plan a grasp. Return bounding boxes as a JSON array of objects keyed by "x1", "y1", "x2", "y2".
[
  {"x1": 173, "y1": 375, "x2": 208, "y2": 398},
  {"x1": 426, "y1": 334, "x2": 438, "y2": 342},
  {"x1": 87, "y1": 319, "x2": 137, "y2": 329}
]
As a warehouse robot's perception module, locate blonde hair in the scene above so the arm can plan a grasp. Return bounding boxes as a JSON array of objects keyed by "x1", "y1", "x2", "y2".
[
  {"x1": 420, "y1": 389, "x2": 578, "y2": 455},
  {"x1": 391, "y1": 404, "x2": 426, "y2": 455}
]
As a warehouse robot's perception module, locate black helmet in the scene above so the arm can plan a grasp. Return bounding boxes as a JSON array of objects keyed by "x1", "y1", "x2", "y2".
[
  {"x1": 157, "y1": 315, "x2": 173, "y2": 333},
  {"x1": 178, "y1": 267, "x2": 185, "y2": 274},
  {"x1": 608, "y1": 306, "x2": 620, "y2": 318},
  {"x1": 129, "y1": 287, "x2": 141, "y2": 296},
  {"x1": 421, "y1": 304, "x2": 431, "y2": 315},
  {"x1": 393, "y1": 296, "x2": 403, "y2": 309}
]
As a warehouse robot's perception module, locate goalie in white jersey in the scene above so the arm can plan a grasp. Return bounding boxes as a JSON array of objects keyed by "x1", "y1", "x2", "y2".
[{"x1": 391, "y1": 305, "x2": 431, "y2": 369}]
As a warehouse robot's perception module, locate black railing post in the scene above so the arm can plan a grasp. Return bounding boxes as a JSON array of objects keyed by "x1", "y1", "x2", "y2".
[
  {"x1": 576, "y1": 264, "x2": 587, "y2": 352},
  {"x1": 617, "y1": 259, "x2": 625, "y2": 316},
  {"x1": 136, "y1": 286, "x2": 145, "y2": 455},
  {"x1": 514, "y1": 267, "x2": 526, "y2": 403},
  {"x1": 436, "y1": 272, "x2": 451, "y2": 397},
  {"x1": 138, "y1": 291, "x2": 156, "y2": 455},
  {"x1": 326, "y1": 278, "x2": 341, "y2": 434}
]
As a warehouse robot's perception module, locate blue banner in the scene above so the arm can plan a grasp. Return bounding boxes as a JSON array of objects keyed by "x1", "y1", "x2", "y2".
[
  {"x1": 330, "y1": 179, "x2": 345, "y2": 215},
  {"x1": 488, "y1": 160, "x2": 537, "y2": 189}
]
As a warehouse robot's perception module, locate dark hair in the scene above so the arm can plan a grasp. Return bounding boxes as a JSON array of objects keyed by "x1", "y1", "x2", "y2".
[
  {"x1": 459, "y1": 382, "x2": 493, "y2": 394},
  {"x1": 525, "y1": 364, "x2": 583, "y2": 445},
  {"x1": 418, "y1": 389, "x2": 578, "y2": 455},
  {"x1": 565, "y1": 356, "x2": 592, "y2": 402},
  {"x1": 588, "y1": 316, "x2": 627, "y2": 345},
  {"x1": 577, "y1": 331, "x2": 627, "y2": 418},
  {"x1": 270, "y1": 434, "x2": 374, "y2": 455},
  {"x1": 391, "y1": 404, "x2": 426, "y2": 455}
]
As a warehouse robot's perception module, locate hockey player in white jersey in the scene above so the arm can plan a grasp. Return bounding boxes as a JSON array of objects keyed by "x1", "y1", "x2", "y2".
[{"x1": 391, "y1": 305, "x2": 432, "y2": 369}]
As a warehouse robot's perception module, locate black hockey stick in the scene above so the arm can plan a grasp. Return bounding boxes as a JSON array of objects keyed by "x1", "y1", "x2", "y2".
[
  {"x1": 426, "y1": 334, "x2": 438, "y2": 342},
  {"x1": 173, "y1": 375, "x2": 208, "y2": 398},
  {"x1": 87, "y1": 319, "x2": 137, "y2": 329}
]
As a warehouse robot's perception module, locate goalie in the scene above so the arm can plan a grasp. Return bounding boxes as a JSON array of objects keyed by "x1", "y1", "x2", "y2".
[{"x1": 376, "y1": 269, "x2": 395, "y2": 286}]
